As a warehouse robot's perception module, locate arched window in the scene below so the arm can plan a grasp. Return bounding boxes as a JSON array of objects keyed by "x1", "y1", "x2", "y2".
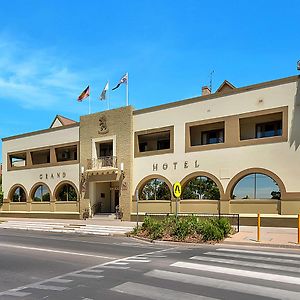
[
  {"x1": 11, "y1": 186, "x2": 27, "y2": 202},
  {"x1": 182, "y1": 176, "x2": 220, "y2": 200},
  {"x1": 139, "y1": 178, "x2": 171, "y2": 200},
  {"x1": 32, "y1": 184, "x2": 50, "y2": 202},
  {"x1": 56, "y1": 183, "x2": 77, "y2": 201},
  {"x1": 232, "y1": 173, "x2": 281, "y2": 200}
]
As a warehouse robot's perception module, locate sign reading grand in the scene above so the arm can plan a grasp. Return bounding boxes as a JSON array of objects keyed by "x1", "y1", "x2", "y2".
[
  {"x1": 39, "y1": 172, "x2": 66, "y2": 180},
  {"x1": 173, "y1": 182, "x2": 182, "y2": 198}
]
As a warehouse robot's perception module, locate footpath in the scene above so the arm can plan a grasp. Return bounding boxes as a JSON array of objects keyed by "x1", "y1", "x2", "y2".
[
  {"x1": 224, "y1": 225, "x2": 300, "y2": 249},
  {"x1": 0, "y1": 217, "x2": 135, "y2": 236},
  {"x1": 0, "y1": 217, "x2": 299, "y2": 249}
]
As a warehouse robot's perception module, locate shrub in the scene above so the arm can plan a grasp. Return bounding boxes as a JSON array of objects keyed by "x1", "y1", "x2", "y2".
[
  {"x1": 215, "y1": 217, "x2": 232, "y2": 237},
  {"x1": 142, "y1": 216, "x2": 163, "y2": 240},
  {"x1": 199, "y1": 218, "x2": 223, "y2": 242}
]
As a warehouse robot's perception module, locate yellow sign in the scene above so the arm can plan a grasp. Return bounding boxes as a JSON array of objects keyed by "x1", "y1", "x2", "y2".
[{"x1": 173, "y1": 182, "x2": 182, "y2": 198}]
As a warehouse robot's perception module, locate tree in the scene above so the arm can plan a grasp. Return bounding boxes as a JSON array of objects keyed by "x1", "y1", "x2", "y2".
[
  {"x1": 182, "y1": 176, "x2": 220, "y2": 200},
  {"x1": 139, "y1": 179, "x2": 171, "y2": 200}
]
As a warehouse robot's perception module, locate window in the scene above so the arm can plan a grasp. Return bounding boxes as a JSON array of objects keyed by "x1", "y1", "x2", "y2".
[
  {"x1": 256, "y1": 121, "x2": 282, "y2": 138},
  {"x1": 31, "y1": 150, "x2": 50, "y2": 165},
  {"x1": 56, "y1": 145, "x2": 77, "y2": 162},
  {"x1": 135, "y1": 126, "x2": 174, "y2": 157},
  {"x1": 98, "y1": 141, "x2": 113, "y2": 157},
  {"x1": 189, "y1": 121, "x2": 225, "y2": 147},
  {"x1": 138, "y1": 131, "x2": 171, "y2": 152},
  {"x1": 139, "y1": 178, "x2": 171, "y2": 200},
  {"x1": 232, "y1": 173, "x2": 281, "y2": 200},
  {"x1": 182, "y1": 176, "x2": 220, "y2": 200},
  {"x1": 240, "y1": 112, "x2": 283, "y2": 141},
  {"x1": 11, "y1": 186, "x2": 27, "y2": 202},
  {"x1": 56, "y1": 183, "x2": 77, "y2": 201},
  {"x1": 201, "y1": 129, "x2": 224, "y2": 145},
  {"x1": 9, "y1": 153, "x2": 26, "y2": 168},
  {"x1": 32, "y1": 184, "x2": 50, "y2": 202}
]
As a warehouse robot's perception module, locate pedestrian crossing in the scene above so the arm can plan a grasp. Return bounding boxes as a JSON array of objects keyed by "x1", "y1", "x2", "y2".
[
  {"x1": 0, "y1": 220, "x2": 133, "y2": 235},
  {"x1": 2, "y1": 246, "x2": 300, "y2": 299},
  {"x1": 111, "y1": 247, "x2": 300, "y2": 300}
]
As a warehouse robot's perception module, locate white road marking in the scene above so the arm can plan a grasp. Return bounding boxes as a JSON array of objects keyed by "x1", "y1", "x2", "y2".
[
  {"x1": 0, "y1": 243, "x2": 117, "y2": 260},
  {"x1": 102, "y1": 266, "x2": 130, "y2": 269},
  {"x1": 124, "y1": 258, "x2": 151, "y2": 262},
  {"x1": 47, "y1": 278, "x2": 73, "y2": 283},
  {"x1": 0, "y1": 290, "x2": 31, "y2": 297},
  {"x1": 0, "y1": 246, "x2": 178, "y2": 297},
  {"x1": 204, "y1": 251, "x2": 300, "y2": 265},
  {"x1": 145, "y1": 269, "x2": 300, "y2": 300},
  {"x1": 191, "y1": 255, "x2": 300, "y2": 273},
  {"x1": 111, "y1": 282, "x2": 218, "y2": 300},
  {"x1": 30, "y1": 284, "x2": 68, "y2": 291},
  {"x1": 217, "y1": 248, "x2": 300, "y2": 259},
  {"x1": 171, "y1": 261, "x2": 300, "y2": 285},
  {"x1": 83, "y1": 269, "x2": 104, "y2": 273}
]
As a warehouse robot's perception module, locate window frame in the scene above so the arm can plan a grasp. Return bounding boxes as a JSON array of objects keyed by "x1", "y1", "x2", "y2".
[{"x1": 134, "y1": 126, "x2": 174, "y2": 157}]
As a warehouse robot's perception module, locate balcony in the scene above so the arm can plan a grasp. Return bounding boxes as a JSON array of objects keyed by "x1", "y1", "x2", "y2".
[{"x1": 87, "y1": 156, "x2": 117, "y2": 170}]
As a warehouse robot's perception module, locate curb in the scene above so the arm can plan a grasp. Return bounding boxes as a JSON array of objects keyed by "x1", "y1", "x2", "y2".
[{"x1": 222, "y1": 240, "x2": 300, "y2": 249}]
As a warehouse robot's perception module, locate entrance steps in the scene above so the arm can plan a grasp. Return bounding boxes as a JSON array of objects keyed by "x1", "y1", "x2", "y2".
[{"x1": 92, "y1": 213, "x2": 116, "y2": 220}]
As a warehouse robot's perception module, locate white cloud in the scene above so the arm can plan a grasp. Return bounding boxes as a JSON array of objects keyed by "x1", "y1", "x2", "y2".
[{"x1": 0, "y1": 35, "x2": 83, "y2": 110}]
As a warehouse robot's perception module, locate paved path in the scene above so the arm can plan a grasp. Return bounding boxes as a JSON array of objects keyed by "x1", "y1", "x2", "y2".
[
  {"x1": 0, "y1": 220, "x2": 134, "y2": 236},
  {"x1": 1, "y1": 229, "x2": 300, "y2": 299},
  {"x1": 225, "y1": 225, "x2": 300, "y2": 247}
]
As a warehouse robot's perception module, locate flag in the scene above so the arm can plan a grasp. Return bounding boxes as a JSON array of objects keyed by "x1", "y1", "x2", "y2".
[
  {"x1": 100, "y1": 82, "x2": 109, "y2": 100},
  {"x1": 112, "y1": 73, "x2": 128, "y2": 90},
  {"x1": 77, "y1": 86, "x2": 90, "y2": 101}
]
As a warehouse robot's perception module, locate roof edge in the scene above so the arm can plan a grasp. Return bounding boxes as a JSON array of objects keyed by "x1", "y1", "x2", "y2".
[
  {"x1": 2, "y1": 122, "x2": 80, "y2": 142},
  {"x1": 133, "y1": 75, "x2": 299, "y2": 116}
]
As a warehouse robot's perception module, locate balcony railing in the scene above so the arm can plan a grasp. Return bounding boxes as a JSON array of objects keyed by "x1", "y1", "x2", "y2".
[{"x1": 87, "y1": 156, "x2": 117, "y2": 170}]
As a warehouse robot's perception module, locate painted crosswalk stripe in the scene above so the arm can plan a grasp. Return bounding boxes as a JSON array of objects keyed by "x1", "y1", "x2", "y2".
[
  {"x1": 124, "y1": 258, "x2": 151, "y2": 262},
  {"x1": 191, "y1": 255, "x2": 300, "y2": 273},
  {"x1": 171, "y1": 261, "x2": 300, "y2": 285},
  {"x1": 217, "y1": 248, "x2": 300, "y2": 259},
  {"x1": 111, "y1": 282, "x2": 218, "y2": 300},
  {"x1": 145, "y1": 269, "x2": 300, "y2": 300},
  {"x1": 204, "y1": 251, "x2": 300, "y2": 265},
  {"x1": 47, "y1": 278, "x2": 73, "y2": 283},
  {"x1": 30, "y1": 284, "x2": 68, "y2": 291},
  {"x1": 1, "y1": 291, "x2": 31, "y2": 297},
  {"x1": 83, "y1": 269, "x2": 104, "y2": 273}
]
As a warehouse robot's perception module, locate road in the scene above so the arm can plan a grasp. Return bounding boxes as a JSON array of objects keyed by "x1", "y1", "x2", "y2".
[{"x1": 0, "y1": 229, "x2": 299, "y2": 299}]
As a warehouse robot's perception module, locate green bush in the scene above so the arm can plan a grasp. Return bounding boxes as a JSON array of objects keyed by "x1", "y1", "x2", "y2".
[
  {"x1": 199, "y1": 218, "x2": 223, "y2": 241},
  {"x1": 142, "y1": 216, "x2": 163, "y2": 240},
  {"x1": 134, "y1": 215, "x2": 232, "y2": 242}
]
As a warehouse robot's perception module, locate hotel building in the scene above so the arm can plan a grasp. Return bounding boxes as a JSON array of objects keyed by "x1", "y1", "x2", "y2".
[{"x1": 1, "y1": 75, "x2": 300, "y2": 221}]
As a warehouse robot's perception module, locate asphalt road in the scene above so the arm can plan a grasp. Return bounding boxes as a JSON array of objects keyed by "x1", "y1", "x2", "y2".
[{"x1": 0, "y1": 228, "x2": 300, "y2": 299}]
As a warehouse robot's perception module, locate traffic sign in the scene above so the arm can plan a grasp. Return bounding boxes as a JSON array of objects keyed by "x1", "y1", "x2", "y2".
[{"x1": 173, "y1": 182, "x2": 182, "y2": 198}]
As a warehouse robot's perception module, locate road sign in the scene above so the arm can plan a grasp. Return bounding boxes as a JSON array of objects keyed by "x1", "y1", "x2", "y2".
[{"x1": 173, "y1": 182, "x2": 182, "y2": 198}]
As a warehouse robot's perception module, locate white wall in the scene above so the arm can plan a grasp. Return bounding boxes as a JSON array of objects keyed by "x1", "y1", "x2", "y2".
[
  {"x1": 133, "y1": 81, "x2": 300, "y2": 193},
  {"x1": 2, "y1": 126, "x2": 79, "y2": 198}
]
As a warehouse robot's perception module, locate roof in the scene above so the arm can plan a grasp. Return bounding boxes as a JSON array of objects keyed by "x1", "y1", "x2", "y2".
[
  {"x1": 216, "y1": 80, "x2": 236, "y2": 93},
  {"x1": 50, "y1": 115, "x2": 77, "y2": 128},
  {"x1": 133, "y1": 75, "x2": 299, "y2": 115}
]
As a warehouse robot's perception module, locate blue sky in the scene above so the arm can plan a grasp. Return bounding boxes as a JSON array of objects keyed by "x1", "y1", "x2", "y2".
[{"x1": 0, "y1": 0, "x2": 299, "y2": 161}]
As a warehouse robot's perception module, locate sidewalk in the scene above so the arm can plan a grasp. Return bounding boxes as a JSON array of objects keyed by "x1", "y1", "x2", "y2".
[
  {"x1": 0, "y1": 217, "x2": 136, "y2": 236},
  {"x1": 224, "y1": 226, "x2": 300, "y2": 248}
]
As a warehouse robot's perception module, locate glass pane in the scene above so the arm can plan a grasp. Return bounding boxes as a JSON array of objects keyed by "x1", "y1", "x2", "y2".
[{"x1": 232, "y1": 174, "x2": 255, "y2": 199}]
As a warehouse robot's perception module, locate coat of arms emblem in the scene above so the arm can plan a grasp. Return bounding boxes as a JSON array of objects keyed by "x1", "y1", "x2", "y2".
[{"x1": 98, "y1": 116, "x2": 109, "y2": 134}]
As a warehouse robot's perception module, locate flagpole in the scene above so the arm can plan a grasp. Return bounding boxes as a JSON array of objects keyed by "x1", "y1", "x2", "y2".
[
  {"x1": 126, "y1": 72, "x2": 129, "y2": 106},
  {"x1": 89, "y1": 92, "x2": 91, "y2": 114},
  {"x1": 107, "y1": 80, "x2": 110, "y2": 110}
]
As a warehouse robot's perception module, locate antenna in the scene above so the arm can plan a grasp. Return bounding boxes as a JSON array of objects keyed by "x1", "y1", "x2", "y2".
[
  {"x1": 297, "y1": 60, "x2": 300, "y2": 71},
  {"x1": 209, "y1": 70, "x2": 215, "y2": 91}
]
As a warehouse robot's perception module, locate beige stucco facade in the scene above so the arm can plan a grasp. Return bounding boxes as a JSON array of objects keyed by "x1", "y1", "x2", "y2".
[{"x1": 1, "y1": 75, "x2": 300, "y2": 220}]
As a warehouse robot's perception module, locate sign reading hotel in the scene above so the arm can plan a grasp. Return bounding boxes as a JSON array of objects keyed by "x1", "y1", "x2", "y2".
[{"x1": 153, "y1": 160, "x2": 200, "y2": 171}]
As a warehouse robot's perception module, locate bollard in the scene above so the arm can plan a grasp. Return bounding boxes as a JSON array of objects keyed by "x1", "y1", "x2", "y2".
[
  {"x1": 298, "y1": 214, "x2": 300, "y2": 244},
  {"x1": 257, "y1": 213, "x2": 261, "y2": 242}
]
